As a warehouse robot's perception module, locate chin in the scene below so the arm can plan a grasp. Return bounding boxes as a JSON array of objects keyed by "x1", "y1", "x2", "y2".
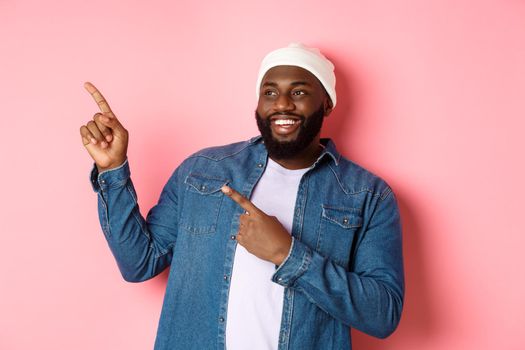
[{"x1": 271, "y1": 133, "x2": 299, "y2": 143}]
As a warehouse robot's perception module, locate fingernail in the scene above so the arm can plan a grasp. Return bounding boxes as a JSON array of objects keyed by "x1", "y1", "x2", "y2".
[
  {"x1": 91, "y1": 138, "x2": 97, "y2": 144},
  {"x1": 221, "y1": 185, "x2": 231, "y2": 194},
  {"x1": 105, "y1": 134, "x2": 112, "y2": 142},
  {"x1": 101, "y1": 141, "x2": 108, "y2": 148},
  {"x1": 101, "y1": 116, "x2": 109, "y2": 122}
]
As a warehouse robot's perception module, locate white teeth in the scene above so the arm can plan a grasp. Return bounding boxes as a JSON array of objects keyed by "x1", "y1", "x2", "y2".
[{"x1": 274, "y1": 119, "x2": 296, "y2": 126}]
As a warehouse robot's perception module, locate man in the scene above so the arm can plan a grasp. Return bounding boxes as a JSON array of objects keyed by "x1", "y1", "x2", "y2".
[{"x1": 80, "y1": 43, "x2": 404, "y2": 349}]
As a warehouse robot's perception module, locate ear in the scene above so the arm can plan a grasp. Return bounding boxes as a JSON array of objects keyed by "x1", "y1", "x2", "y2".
[{"x1": 323, "y1": 97, "x2": 333, "y2": 117}]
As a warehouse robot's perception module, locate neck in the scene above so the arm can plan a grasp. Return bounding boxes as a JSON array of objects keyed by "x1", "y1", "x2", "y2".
[{"x1": 269, "y1": 137, "x2": 323, "y2": 170}]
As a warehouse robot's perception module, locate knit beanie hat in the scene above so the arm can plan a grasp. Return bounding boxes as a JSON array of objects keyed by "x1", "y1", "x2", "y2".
[{"x1": 256, "y1": 42, "x2": 337, "y2": 107}]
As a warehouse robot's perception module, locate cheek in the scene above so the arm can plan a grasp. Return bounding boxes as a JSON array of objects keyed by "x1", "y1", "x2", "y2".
[
  {"x1": 256, "y1": 100, "x2": 270, "y2": 115},
  {"x1": 303, "y1": 100, "x2": 324, "y2": 114}
]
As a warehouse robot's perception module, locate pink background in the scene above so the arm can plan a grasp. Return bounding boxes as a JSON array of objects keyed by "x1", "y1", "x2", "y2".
[{"x1": 1, "y1": 0, "x2": 524, "y2": 349}]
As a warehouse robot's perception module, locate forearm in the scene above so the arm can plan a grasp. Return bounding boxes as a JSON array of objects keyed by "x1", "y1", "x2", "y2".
[
  {"x1": 272, "y1": 191, "x2": 404, "y2": 338},
  {"x1": 273, "y1": 238, "x2": 403, "y2": 338},
  {"x1": 91, "y1": 160, "x2": 175, "y2": 282}
]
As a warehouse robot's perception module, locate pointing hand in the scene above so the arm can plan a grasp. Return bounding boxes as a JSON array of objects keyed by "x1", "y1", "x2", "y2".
[
  {"x1": 80, "y1": 82, "x2": 129, "y2": 172},
  {"x1": 221, "y1": 185, "x2": 292, "y2": 265}
]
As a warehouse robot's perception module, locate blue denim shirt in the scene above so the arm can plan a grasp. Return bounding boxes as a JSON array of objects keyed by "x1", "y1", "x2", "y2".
[{"x1": 89, "y1": 136, "x2": 404, "y2": 350}]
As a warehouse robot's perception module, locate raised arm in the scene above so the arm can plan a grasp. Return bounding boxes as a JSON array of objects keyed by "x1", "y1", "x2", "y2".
[{"x1": 81, "y1": 83, "x2": 178, "y2": 282}]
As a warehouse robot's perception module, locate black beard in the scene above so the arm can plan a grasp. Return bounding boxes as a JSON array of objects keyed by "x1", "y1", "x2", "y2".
[{"x1": 255, "y1": 104, "x2": 325, "y2": 160}]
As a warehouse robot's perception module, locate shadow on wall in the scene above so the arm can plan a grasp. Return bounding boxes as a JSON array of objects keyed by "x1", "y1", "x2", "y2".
[
  {"x1": 320, "y1": 54, "x2": 355, "y2": 144},
  {"x1": 326, "y1": 55, "x2": 436, "y2": 347}
]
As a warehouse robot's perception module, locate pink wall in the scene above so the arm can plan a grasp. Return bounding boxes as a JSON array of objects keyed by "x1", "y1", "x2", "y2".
[{"x1": 1, "y1": 0, "x2": 524, "y2": 349}]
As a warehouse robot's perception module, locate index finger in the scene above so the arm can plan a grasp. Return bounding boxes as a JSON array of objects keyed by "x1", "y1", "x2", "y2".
[
  {"x1": 84, "y1": 82, "x2": 115, "y2": 116},
  {"x1": 221, "y1": 185, "x2": 260, "y2": 214}
]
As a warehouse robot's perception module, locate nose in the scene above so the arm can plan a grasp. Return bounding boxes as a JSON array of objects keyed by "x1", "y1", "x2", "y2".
[{"x1": 274, "y1": 94, "x2": 295, "y2": 112}]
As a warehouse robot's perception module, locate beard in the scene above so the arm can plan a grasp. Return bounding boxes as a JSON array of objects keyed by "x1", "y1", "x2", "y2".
[{"x1": 255, "y1": 104, "x2": 325, "y2": 160}]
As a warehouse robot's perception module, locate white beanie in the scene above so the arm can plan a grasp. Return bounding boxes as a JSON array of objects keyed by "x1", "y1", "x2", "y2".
[{"x1": 256, "y1": 42, "x2": 337, "y2": 107}]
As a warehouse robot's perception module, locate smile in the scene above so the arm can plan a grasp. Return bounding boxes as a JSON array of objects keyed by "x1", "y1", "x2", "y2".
[
  {"x1": 274, "y1": 119, "x2": 297, "y2": 126},
  {"x1": 269, "y1": 116, "x2": 303, "y2": 137}
]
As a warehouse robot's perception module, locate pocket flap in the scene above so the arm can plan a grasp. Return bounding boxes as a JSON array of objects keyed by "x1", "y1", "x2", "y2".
[
  {"x1": 321, "y1": 206, "x2": 362, "y2": 229},
  {"x1": 185, "y1": 173, "x2": 229, "y2": 195}
]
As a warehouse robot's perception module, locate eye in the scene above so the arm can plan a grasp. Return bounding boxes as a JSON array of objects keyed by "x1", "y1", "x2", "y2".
[
  {"x1": 292, "y1": 90, "x2": 306, "y2": 96},
  {"x1": 263, "y1": 90, "x2": 277, "y2": 96}
]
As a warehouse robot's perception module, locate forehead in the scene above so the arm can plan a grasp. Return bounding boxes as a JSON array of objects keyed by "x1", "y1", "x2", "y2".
[{"x1": 261, "y1": 65, "x2": 323, "y2": 88}]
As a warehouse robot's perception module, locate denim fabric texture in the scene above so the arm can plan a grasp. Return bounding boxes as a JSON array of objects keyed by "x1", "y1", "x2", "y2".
[{"x1": 89, "y1": 136, "x2": 404, "y2": 350}]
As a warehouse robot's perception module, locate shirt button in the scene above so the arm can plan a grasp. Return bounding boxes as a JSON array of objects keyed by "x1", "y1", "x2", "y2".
[
  {"x1": 200, "y1": 185, "x2": 206, "y2": 191},
  {"x1": 100, "y1": 180, "x2": 106, "y2": 184},
  {"x1": 343, "y1": 218, "x2": 349, "y2": 224},
  {"x1": 230, "y1": 235, "x2": 236, "y2": 240},
  {"x1": 223, "y1": 275, "x2": 229, "y2": 281},
  {"x1": 257, "y1": 163, "x2": 263, "y2": 168},
  {"x1": 278, "y1": 277, "x2": 283, "y2": 282},
  {"x1": 219, "y1": 317, "x2": 225, "y2": 323}
]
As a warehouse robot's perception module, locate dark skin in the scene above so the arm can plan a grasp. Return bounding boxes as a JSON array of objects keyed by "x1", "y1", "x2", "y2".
[
  {"x1": 222, "y1": 65, "x2": 333, "y2": 265},
  {"x1": 80, "y1": 65, "x2": 332, "y2": 266},
  {"x1": 256, "y1": 65, "x2": 333, "y2": 169}
]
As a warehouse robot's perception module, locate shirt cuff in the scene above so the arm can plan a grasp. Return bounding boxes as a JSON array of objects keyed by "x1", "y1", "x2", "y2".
[
  {"x1": 89, "y1": 159, "x2": 130, "y2": 193},
  {"x1": 271, "y1": 237, "x2": 312, "y2": 287}
]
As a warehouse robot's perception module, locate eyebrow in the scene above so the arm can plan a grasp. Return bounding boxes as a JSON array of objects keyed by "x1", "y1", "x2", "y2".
[{"x1": 262, "y1": 81, "x2": 311, "y2": 87}]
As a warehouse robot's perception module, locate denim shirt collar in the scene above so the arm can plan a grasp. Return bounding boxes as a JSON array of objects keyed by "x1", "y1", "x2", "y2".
[{"x1": 249, "y1": 135, "x2": 341, "y2": 167}]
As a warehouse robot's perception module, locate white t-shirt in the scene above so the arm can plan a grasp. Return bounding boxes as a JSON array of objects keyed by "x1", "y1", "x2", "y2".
[{"x1": 225, "y1": 158, "x2": 310, "y2": 350}]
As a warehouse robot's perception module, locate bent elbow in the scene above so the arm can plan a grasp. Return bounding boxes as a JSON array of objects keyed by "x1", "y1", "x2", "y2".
[
  {"x1": 372, "y1": 298, "x2": 403, "y2": 339},
  {"x1": 374, "y1": 319, "x2": 400, "y2": 339},
  {"x1": 121, "y1": 270, "x2": 150, "y2": 283},
  {"x1": 118, "y1": 264, "x2": 156, "y2": 283}
]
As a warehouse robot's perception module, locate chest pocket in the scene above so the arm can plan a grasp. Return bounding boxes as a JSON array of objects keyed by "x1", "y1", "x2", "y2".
[
  {"x1": 316, "y1": 206, "x2": 363, "y2": 266},
  {"x1": 180, "y1": 173, "x2": 229, "y2": 234}
]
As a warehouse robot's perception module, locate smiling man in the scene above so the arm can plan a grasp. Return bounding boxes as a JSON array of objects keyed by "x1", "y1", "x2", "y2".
[
  {"x1": 255, "y1": 64, "x2": 331, "y2": 169},
  {"x1": 81, "y1": 43, "x2": 404, "y2": 350}
]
